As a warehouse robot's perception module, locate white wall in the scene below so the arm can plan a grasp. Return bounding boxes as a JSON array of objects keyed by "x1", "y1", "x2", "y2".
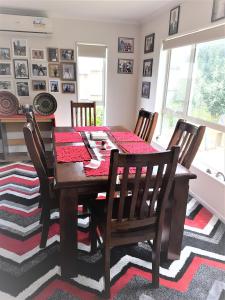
[
  {"x1": 137, "y1": 0, "x2": 225, "y2": 220},
  {"x1": 0, "y1": 18, "x2": 140, "y2": 129}
]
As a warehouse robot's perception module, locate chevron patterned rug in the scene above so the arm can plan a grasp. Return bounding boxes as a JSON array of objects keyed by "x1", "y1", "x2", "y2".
[{"x1": 0, "y1": 162, "x2": 225, "y2": 300}]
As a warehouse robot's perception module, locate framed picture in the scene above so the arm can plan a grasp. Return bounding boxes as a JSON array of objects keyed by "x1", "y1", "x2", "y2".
[
  {"x1": 143, "y1": 59, "x2": 153, "y2": 77},
  {"x1": 49, "y1": 63, "x2": 60, "y2": 78},
  {"x1": 0, "y1": 48, "x2": 11, "y2": 60},
  {"x1": 16, "y1": 81, "x2": 29, "y2": 96},
  {"x1": 31, "y1": 49, "x2": 46, "y2": 60},
  {"x1": 118, "y1": 37, "x2": 134, "y2": 53},
  {"x1": 211, "y1": 0, "x2": 225, "y2": 22},
  {"x1": 144, "y1": 33, "x2": 155, "y2": 53},
  {"x1": 0, "y1": 80, "x2": 13, "y2": 91},
  {"x1": 48, "y1": 48, "x2": 59, "y2": 62},
  {"x1": 169, "y1": 6, "x2": 180, "y2": 35},
  {"x1": 49, "y1": 80, "x2": 60, "y2": 92},
  {"x1": 62, "y1": 82, "x2": 75, "y2": 93},
  {"x1": 117, "y1": 59, "x2": 133, "y2": 74},
  {"x1": 60, "y1": 62, "x2": 76, "y2": 81},
  {"x1": 32, "y1": 80, "x2": 47, "y2": 91},
  {"x1": 12, "y1": 39, "x2": 27, "y2": 57},
  {"x1": 141, "y1": 81, "x2": 151, "y2": 98},
  {"x1": 31, "y1": 63, "x2": 48, "y2": 77},
  {"x1": 60, "y1": 49, "x2": 74, "y2": 61},
  {"x1": 13, "y1": 60, "x2": 29, "y2": 79},
  {"x1": 0, "y1": 63, "x2": 12, "y2": 76}
]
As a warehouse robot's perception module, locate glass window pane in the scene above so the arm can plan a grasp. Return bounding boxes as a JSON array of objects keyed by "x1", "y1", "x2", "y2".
[
  {"x1": 188, "y1": 39, "x2": 225, "y2": 125},
  {"x1": 194, "y1": 127, "x2": 225, "y2": 175},
  {"x1": 165, "y1": 45, "x2": 192, "y2": 112},
  {"x1": 157, "y1": 113, "x2": 178, "y2": 148}
]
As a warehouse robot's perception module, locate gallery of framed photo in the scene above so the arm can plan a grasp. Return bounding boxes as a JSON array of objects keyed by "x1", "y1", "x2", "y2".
[
  {"x1": 49, "y1": 80, "x2": 60, "y2": 92},
  {"x1": 31, "y1": 49, "x2": 46, "y2": 61},
  {"x1": 0, "y1": 80, "x2": 13, "y2": 91},
  {"x1": 143, "y1": 59, "x2": 153, "y2": 77},
  {"x1": 144, "y1": 33, "x2": 155, "y2": 54},
  {"x1": 31, "y1": 63, "x2": 48, "y2": 77},
  {"x1": 60, "y1": 49, "x2": 74, "y2": 61},
  {"x1": 49, "y1": 63, "x2": 60, "y2": 78},
  {"x1": 32, "y1": 80, "x2": 47, "y2": 91},
  {"x1": 0, "y1": 63, "x2": 12, "y2": 76},
  {"x1": 0, "y1": 48, "x2": 11, "y2": 60},
  {"x1": 62, "y1": 82, "x2": 75, "y2": 93},
  {"x1": 48, "y1": 48, "x2": 59, "y2": 62},
  {"x1": 12, "y1": 39, "x2": 27, "y2": 57},
  {"x1": 169, "y1": 6, "x2": 180, "y2": 36},
  {"x1": 117, "y1": 59, "x2": 133, "y2": 74},
  {"x1": 16, "y1": 81, "x2": 29, "y2": 97},
  {"x1": 141, "y1": 81, "x2": 151, "y2": 98},
  {"x1": 211, "y1": 0, "x2": 225, "y2": 22},
  {"x1": 118, "y1": 37, "x2": 134, "y2": 53},
  {"x1": 60, "y1": 62, "x2": 76, "y2": 81},
  {"x1": 13, "y1": 60, "x2": 29, "y2": 79}
]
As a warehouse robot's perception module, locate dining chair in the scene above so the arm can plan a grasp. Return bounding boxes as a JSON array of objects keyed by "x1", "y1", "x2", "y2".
[
  {"x1": 167, "y1": 119, "x2": 206, "y2": 169},
  {"x1": 71, "y1": 101, "x2": 96, "y2": 127},
  {"x1": 134, "y1": 108, "x2": 158, "y2": 143},
  {"x1": 23, "y1": 121, "x2": 96, "y2": 248},
  {"x1": 25, "y1": 110, "x2": 54, "y2": 176},
  {"x1": 90, "y1": 147, "x2": 180, "y2": 298}
]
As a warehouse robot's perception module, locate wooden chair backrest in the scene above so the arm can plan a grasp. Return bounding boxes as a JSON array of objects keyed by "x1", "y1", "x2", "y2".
[
  {"x1": 134, "y1": 109, "x2": 158, "y2": 143},
  {"x1": 71, "y1": 101, "x2": 96, "y2": 127},
  {"x1": 105, "y1": 147, "x2": 179, "y2": 235},
  {"x1": 23, "y1": 122, "x2": 50, "y2": 194},
  {"x1": 167, "y1": 119, "x2": 206, "y2": 169},
  {"x1": 25, "y1": 110, "x2": 45, "y2": 152}
]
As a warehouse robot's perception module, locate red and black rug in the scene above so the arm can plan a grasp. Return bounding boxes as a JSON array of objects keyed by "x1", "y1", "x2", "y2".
[{"x1": 0, "y1": 162, "x2": 225, "y2": 300}]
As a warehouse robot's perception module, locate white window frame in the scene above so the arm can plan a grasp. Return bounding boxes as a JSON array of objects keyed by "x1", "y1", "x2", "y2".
[{"x1": 161, "y1": 43, "x2": 225, "y2": 135}]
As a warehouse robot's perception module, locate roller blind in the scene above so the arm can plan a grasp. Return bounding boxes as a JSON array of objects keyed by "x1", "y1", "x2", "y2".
[
  {"x1": 77, "y1": 44, "x2": 107, "y2": 58},
  {"x1": 163, "y1": 22, "x2": 225, "y2": 50}
]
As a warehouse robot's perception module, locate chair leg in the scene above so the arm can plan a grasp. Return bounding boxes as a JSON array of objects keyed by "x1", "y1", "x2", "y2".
[
  {"x1": 90, "y1": 216, "x2": 98, "y2": 254},
  {"x1": 40, "y1": 209, "x2": 50, "y2": 248},
  {"x1": 151, "y1": 239, "x2": 160, "y2": 288},
  {"x1": 103, "y1": 243, "x2": 111, "y2": 299}
]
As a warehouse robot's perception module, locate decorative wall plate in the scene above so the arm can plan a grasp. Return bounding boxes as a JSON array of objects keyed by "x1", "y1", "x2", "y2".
[
  {"x1": 0, "y1": 91, "x2": 19, "y2": 116},
  {"x1": 33, "y1": 93, "x2": 57, "y2": 115}
]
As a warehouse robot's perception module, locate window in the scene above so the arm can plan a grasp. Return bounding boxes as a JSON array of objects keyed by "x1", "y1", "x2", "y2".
[
  {"x1": 160, "y1": 39, "x2": 225, "y2": 175},
  {"x1": 77, "y1": 44, "x2": 107, "y2": 125}
]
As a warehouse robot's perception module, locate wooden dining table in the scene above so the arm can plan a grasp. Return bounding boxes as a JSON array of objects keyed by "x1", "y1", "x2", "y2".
[{"x1": 53, "y1": 126, "x2": 196, "y2": 277}]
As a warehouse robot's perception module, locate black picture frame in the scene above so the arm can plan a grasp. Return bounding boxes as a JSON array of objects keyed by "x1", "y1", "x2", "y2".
[
  {"x1": 13, "y1": 59, "x2": 29, "y2": 79},
  {"x1": 169, "y1": 6, "x2": 180, "y2": 36},
  {"x1": 60, "y1": 62, "x2": 76, "y2": 81},
  {"x1": 211, "y1": 0, "x2": 225, "y2": 22},
  {"x1": 144, "y1": 33, "x2": 155, "y2": 54},
  {"x1": 143, "y1": 59, "x2": 153, "y2": 77},
  {"x1": 141, "y1": 81, "x2": 151, "y2": 98},
  {"x1": 62, "y1": 82, "x2": 75, "y2": 93},
  {"x1": 118, "y1": 37, "x2": 134, "y2": 53},
  {"x1": 47, "y1": 48, "x2": 59, "y2": 62},
  {"x1": 117, "y1": 59, "x2": 134, "y2": 74}
]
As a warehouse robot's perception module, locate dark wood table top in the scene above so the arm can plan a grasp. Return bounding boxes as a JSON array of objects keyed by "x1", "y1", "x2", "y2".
[{"x1": 54, "y1": 126, "x2": 196, "y2": 190}]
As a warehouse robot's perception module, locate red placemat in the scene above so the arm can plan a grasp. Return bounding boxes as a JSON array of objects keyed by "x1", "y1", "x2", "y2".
[
  {"x1": 56, "y1": 145, "x2": 91, "y2": 163},
  {"x1": 54, "y1": 132, "x2": 83, "y2": 143},
  {"x1": 111, "y1": 132, "x2": 143, "y2": 142},
  {"x1": 84, "y1": 159, "x2": 147, "y2": 177},
  {"x1": 74, "y1": 126, "x2": 110, "y2": 132},
  {"x1": 119, "y1": 142, "x2": 157, "y2": 154}
]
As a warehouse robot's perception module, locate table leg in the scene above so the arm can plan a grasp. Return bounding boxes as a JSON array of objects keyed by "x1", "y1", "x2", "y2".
[
  {"x1": 60, "y1": 188, "x2": 78, "y2": 277},
  {"x1": 161, "y1": 178, "x2": 189, "y2": 261}
]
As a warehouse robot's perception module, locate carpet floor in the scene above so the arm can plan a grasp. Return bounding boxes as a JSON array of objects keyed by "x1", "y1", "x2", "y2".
[{"x1": 0, "y1": 162, "x2": 225, "y2": 300}]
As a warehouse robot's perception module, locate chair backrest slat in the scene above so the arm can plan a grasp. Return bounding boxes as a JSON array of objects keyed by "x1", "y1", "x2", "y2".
[
  {"x1": 71, "y1": 101, "x2": 96, "y2": 127},
  {"x1": 167, "y1": 119, "x2": 206, "y2": 169},
  {"x1": 134, "y1": 109, "x2": 158, "y2": 143},
  {"x1": 105, "y1": 147, "x2": 179, "y2": 233}
]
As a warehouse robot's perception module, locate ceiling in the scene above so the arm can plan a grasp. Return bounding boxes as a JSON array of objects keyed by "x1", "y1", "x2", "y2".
[{"x1": 0, "y1": 0, "x2": 178, "y2": 24}]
